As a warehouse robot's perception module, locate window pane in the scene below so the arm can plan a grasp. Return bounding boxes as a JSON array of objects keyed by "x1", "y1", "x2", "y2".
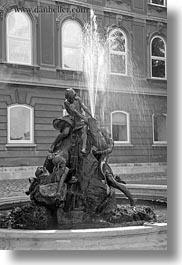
[
  {"x1": 112, "y1": 112, "x2": 128, "y2": 141},
  {"x1": 110, "y1": 54, "x2": 126, "y2": 74},
  {"x1": 151, "y1": 0, "x2": 165, "y2": 6},
  {"x1": 110, "y1": 31, "x2": 125, "y2": 52},
  {"x1": 10, "y1": 107, "x2": 31, "y2": 141},
  {"x1": 154, "y1": 115, "x2": 167, "y2": 142},
  {"x1": 152, "y1": 59, "x2": 165, "y2": 78},
  {"x1": 7, "y1": 11, "x2": 32, "y2": 64},
  {"x1": 8, "y1": 12, "x2": 31, "y2": 38},
  {"x1": 62, "y1": 21, "x2": 83, "y2": 70},
  {"x1": 112, "y1": 125, "x2": 127, "y2": 141},
  {"x1": 63, "y1": 47, "x2": 83, "y2": 70},
  {"x1": 63, "y1": 22, "x2": 82, "y2": 46},
  {"x1": 112, "y1": 112, "x2": 126, "y2": 125},
  {"x1": 152, "y1": 37, "x2": 165, "y2": 57},
  {"x1": 8, "y1": 38, "x2": 31, "y2": 64}
]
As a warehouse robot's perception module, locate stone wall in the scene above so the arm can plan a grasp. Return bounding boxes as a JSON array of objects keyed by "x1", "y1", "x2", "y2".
[{"x1": 0, "y1": 0, "x2": 167, "y2": 167}]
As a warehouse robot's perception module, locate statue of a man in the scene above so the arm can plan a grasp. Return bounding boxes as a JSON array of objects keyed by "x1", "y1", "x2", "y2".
[{"x1": 64, "y1": 88, "x2": 93, "y2": 153}]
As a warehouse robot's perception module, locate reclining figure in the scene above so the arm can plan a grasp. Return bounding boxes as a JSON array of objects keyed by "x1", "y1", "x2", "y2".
[{"x1": 90, "y1": 123, "x2": 136, "y2": 206}]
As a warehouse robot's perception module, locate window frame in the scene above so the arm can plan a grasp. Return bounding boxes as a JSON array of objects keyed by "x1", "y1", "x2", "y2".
[
  {"x1": 109, "y1": 29, "x2": 128, "y2": 76},
  {"x1": 152, "y1": 113, "x2": 167, "y2": 145},
  {"x1": 111, "y1": 110, "x2": 130, "y2": 144},
  {"x1": 150, "y1": 36, "x2": 167, "y2": 80},
  {"x1": 61, "y1": 19, "x2": 83, "y2": 71},
  {"x1": 150, "y1": 0, "x2": 166, "y2": 7},
  {"x1": 6, "y1": 10, "x2": 33, "y2": 65},
  {"x1": 7, "y1": 104, "x2": 34, "y2": 145}
]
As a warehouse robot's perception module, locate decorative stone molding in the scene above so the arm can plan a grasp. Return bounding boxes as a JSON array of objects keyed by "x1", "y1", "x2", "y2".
[
  {"x1": 156, "y1": 7, "x2": 163, "y2": 13},
  {"x1": 129, "y1": 30, "x2": 133, "y2": 41},
  {"x1": 95, "y1": 14, "x2": 103, "y2": 28},
  {"x1": 56, "y1": 3, "x2": 87, "y2": 30},
  {"x1": 56, "y1": 13, "x2": 84, "y2": 30},
  {"x1": 56, "y1": 14, "x2": 64, "y2": 30},
  {"x1": 93, "y1": 11, "x2": 104, "y2": 35},
  {"x1": 0, "y1": 9, "x2": 3, "y2": 20},
  {"x1": 116, "y1": 14, "x2": 123, "y2": 27},
  {"x1": 56, "y1": 68, "x2": 83, "y2": 81},
  {"x1": 106, "y1": 0, "x2": 123, "y2": 4},
  {"x1": 146, "y1": 31, "x2": 151, "y2": 44},
  {"x1": 15, "y1": 0, "x2": 25, "y2": 8},
  {"x1": 157, "y1": 22, "x2": 164, "y2": 34},
  {"x1": 106, "y1": 14, "x2": 131, "y2": 40},
  {"x1": 148, "y1": 3, "x2": 167, "y2": 14},
  {"x1": 0, "y1": 2, "x2": 9, "y2": 20},
  {"x1": 0, "y1": 1, "x2": 38, "y2": 24},
  {"x1": 106, "y1": 0, "x2": 130, "y2": 8},
  {"x1": 146, "y1": 22, "x2": 166, "y2": 44}
]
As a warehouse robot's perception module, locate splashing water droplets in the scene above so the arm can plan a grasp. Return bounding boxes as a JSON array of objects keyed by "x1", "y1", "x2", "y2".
[{"x1": 83, "y1": 10, "x2": 109, "y2": 118}]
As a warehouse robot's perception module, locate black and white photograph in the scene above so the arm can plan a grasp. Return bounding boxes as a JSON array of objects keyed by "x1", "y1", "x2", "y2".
[{"x1": 0, "y1": 0, "x2": 176, "y2": 255}]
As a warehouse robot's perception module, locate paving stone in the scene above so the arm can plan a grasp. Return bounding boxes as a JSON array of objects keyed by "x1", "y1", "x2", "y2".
[{"x1": 0, "y1": 179, "x2": 29, "y2": 198}]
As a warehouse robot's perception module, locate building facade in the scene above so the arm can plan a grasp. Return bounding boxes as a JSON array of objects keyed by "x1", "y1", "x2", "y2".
[{"x1": 0, "y1": 0, "x2": 167, "y2": 168}]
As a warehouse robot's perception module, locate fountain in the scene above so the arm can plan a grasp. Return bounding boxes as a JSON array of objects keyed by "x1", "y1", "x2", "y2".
[
  {"x1": 0, "y1": 10, "x2": 167, "y2": 250},
  {"x1": 82, "y1": 9, "x2": 108, "y2": 119}
]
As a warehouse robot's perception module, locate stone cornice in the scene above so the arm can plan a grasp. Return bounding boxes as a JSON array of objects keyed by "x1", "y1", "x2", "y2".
[{"x1": 54, "y1": 0, "x2": 167, "y2": 23}]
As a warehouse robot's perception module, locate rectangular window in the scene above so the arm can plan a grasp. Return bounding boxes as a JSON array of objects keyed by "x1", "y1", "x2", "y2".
[
  {"x1": 110, "y1": 54, "x2": 126, "y2": 75},
  {"x1": 8, "y1": 38, "x2": 31, "y2": 65},
  {"x1": 152, "y1": 59, "x2": 165, "y2": 78},
  {"x1": 153, "y1": 114, "x2": 167, "y2": 144},
  {"x1": 111, "y1": 111, "x2": 130, "y2": 143},
  {"x1": 112, "y1": 124, "x2": 127, "y2": 142}
]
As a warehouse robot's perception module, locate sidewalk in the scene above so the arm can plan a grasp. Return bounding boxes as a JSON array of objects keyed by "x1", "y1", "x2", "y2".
[
  {"x1": 0, "y1": 178, "x2": 167, "y2": 207},
  {"x1": 0, "y1": 179, "x2": 29, "y2": 199}
]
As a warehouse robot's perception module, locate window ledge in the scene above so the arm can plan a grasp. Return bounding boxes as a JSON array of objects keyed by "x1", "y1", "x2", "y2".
[
  {"x1": 56, "y1": 68, "x2": 82, "y2": 74},
  {"x1": 146, "y1": 78, "x2": 167, "y2": 83},
  {"x1": 152, "y1": 143, "x2": 167, "y2": 147},
  {"x1": 110, "y1": 72, "x2": 127, "y2": 76},
  {"x1": 56, "y1": 68, "x2": 83, "y2": 80},
  {"x1": 6, "y1": 143, "x2": 37, "y2": 148},
  {"x1": 148, "y1": 3, "x2": 167, "y2": 8},
  {"x1": 114, "y1": 143, "x2": 134, "y2": 147},
  {"x1": 1, "y1": 62, "x2": 40, "y2": 70}
]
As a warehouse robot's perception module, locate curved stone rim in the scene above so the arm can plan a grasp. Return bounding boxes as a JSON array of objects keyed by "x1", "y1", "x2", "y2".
[{"x1": 0, "y1": 223, "x2": 167, "y2": 250}]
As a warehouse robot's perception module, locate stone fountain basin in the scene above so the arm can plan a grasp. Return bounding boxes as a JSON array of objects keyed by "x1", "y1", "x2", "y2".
[
  {"x1": 0, "y1": 222, "x2": 167, "y2": 250},
  {"x1": 0, "y1": 186, "x2": 167, "y2": 250}
]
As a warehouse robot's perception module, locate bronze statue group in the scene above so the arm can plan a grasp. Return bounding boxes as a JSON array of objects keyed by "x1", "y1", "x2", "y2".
[{"x1": 26, "y1": 88, "x2": 135, "y2": 212}]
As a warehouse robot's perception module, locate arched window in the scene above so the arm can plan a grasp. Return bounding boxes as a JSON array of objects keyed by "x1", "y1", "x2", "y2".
[
  {"x1": 109, "y1": 29, "x2": 127, "y2": 75},
  {"x1": 6, "y1": 11, "x2": 32, "y2": 65},
  {"x1": 152, "y1": 113, "x2": 167, "y2": 144},
  {"x1": 111, "y1": 111, "x2": 130, "y2": 143},
  {"x1": 151, "y1": 36, "x2": 166, "y2": 79},
  {"x1": 62, "y1": 20, "x2": 83, "y2": 71},
  {"x1": 7, "y1": 105, "x2": 34, "y2": 144}
]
